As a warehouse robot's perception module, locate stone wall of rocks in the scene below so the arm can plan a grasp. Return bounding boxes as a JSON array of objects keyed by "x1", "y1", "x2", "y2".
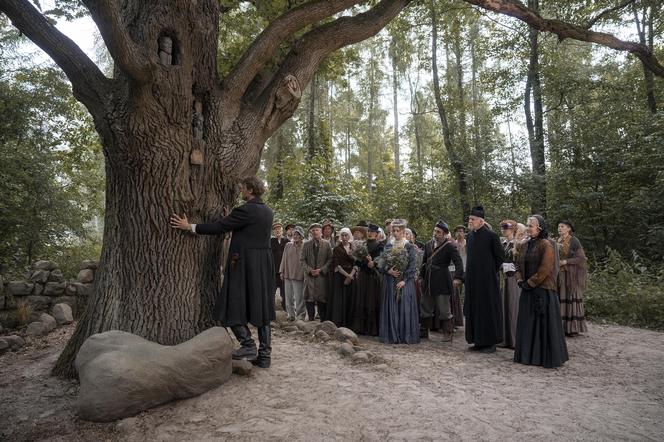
[{"x1": 0, "y1": 259, "x2": 98, "y2": 331}]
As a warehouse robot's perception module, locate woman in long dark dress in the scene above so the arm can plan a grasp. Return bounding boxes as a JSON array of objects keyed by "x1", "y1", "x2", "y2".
[
  {"x1": 514, "y1": 215, "x2": 568, "y2": 368},
  {"x1": 329, "y1": 228, "x2": 357, "y2": 327},
  {"x1": 351, "y1": 224, "x2": 383, "y2": 335},
  {"x1": 377, "y1": 219, "x2": 420, "y2": 344}
]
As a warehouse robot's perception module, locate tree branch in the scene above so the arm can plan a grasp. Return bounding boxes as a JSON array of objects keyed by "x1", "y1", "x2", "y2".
[
  {"x1": 463, "y1": 0, "x2": 664, "y2": 78},
  {"x1": 252, "y1": 0, "x2": 413, "y2": 140},
  {"x1": 81, "y1": 0, "x2": 153, "y2": 84},
  {"x1": 0, "y1": 0, "x2": 110, "y2": 112},
  {"x1": 585, "y1": 0, "x2": 638, "y2": 29},
  {"x1": 221, "y1": 0, "x2": 364, "y2": 103}
]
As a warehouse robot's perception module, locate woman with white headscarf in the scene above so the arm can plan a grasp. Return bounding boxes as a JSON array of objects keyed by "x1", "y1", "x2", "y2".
[{"x1": 329, "y1": 227, "x2": 357, "y2": 327}]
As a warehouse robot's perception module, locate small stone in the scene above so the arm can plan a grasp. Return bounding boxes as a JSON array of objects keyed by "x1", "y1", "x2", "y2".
[
  {"x1": 337, "y1": 342, "x2": 355, "y2": 357},
  {"x1": 81, "y1": 260, "x2": 98, "y2": 270},
  {"x1": 315, "y1": 330, "x2": 330, "y2": 341},
  {"x1": 314, "y1": 320, "x2": 337, "y2": 336},
  {"x1": 374, "y1": 364, "x2": 388, "y2": 370},
  {"x1": 294, "y1": 320, "x2": 318, "y2": 334},
  {"x1": 53, "y1": 296, "x2": 77, "y2": 310},
  {"x1": 26, "y1": 321, "x2": 47, "y2": 337},
  {"x1": 0, "y1": 338, "x2": 8, "y2": 354},
  {"x1": 274, "y1": 310, "x2": 288, "y2": 323},
  {"x1": 77, "y1": 269, "x2": 94, "y2": 283},
  {"x1": 34, "y1": 260, "x2": 58, "y2": 271},
  {"x1": 43, "y1": 282, "x2": 66, "y2": 296},
  {"x1": 30, "y1": 270, "x2": 50, "y2": 283},
  {"x1": 352, "y1": 351, "x2": 370, "y2": 362},
  {"x1": 282, "y1": 325, "x2": 299, "y2": 333},
  {"x1": 32, "y1": 283, "x2": 44, "y2": 296},
  {"x1": 39, "y1": 313, "x2": 57, "y2": 331},
  {"x1": 52, "y1": 303, "x2": 73, "y2": 325},
  {"x1": 48, "y1": 269, "x2": 66, "y2": 283},
  {"x1": 231, "y1": 359, "x2": 253, "y2": 376},
  {"x1": 7, "y1": 281, "x2": 34, "y2": 296},
  {"x1": 65, "y1": 283, "x2": 77, "y2": 296},
  {"x1": 334, "y1": 327, "x2": 359, "y2": 345},
  {"x1": 3, "y1": 335, "x2": 25, "y2": 349}
]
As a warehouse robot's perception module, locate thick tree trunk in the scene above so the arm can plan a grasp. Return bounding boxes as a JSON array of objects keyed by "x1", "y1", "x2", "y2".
[
  {"x1": 391, "y1": 37, "x2": 400, "y2": 178},
  {"x1": 525, "y1": 0, "x2": 546, "y2": 216},
  {"x1": 431, "y1": 0, "x2": 471, "y2": 220},
  {"x1": 53, "y1": 3, "x2": 261, "y2": 378},
  {"x1": 634, "y1": 5, "x2": 658, "y2": 114}
]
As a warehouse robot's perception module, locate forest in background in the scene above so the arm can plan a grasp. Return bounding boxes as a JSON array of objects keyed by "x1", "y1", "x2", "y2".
[{"x1": 1, "y1": 0, "x2": 662, "y2": 328}]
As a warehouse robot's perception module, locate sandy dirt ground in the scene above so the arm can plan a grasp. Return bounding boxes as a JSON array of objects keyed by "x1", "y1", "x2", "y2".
[{"x1": 1, "y1": 318, "x2": 663, "y2": 441}]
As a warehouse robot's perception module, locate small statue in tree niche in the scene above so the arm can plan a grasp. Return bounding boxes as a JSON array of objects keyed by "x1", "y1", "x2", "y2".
[
  {"x1": 275, "y1": 74, "x2": 301, "y2": 109},
  {"x1": 158, "y1": 36, "x2": 173, "y2": 65},
  {"x1": 193, "y1": 100, "x2": 204, "y2": 140},
  {"x1": 190, "y1": 149, "x2": 203, "y2": 165}
]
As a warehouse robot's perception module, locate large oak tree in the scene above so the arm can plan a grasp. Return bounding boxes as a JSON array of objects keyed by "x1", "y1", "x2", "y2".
[{"x1": 1, "y1": 0, "x2": 661, "y2": 378}]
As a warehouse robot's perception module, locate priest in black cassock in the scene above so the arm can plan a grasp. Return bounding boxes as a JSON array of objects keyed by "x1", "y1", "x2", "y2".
[
  {"x1": 170, "y1": 176, "x2": 275, "y2": 368},
  {"x1": 464, "y1": 206, "x2": 505, "y2": 353}
]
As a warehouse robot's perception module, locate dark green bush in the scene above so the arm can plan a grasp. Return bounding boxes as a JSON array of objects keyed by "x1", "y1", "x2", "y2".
[{"x1": 586, "y1": 249, "x2": 664, "y2": 330}]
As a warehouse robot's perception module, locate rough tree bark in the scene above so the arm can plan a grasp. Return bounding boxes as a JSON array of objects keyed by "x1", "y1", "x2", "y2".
[
  {"x1": 633, "y1": 3, "x2": 658, "y2": 114},
  {"x1": 0, "y1": 0, "x2": 413, "y2": 378}
]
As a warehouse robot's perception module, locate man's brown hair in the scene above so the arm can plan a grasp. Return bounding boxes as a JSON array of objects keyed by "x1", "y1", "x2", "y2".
[{"x1": 240, "y1": 176, "x2": 266, "y2": 196}]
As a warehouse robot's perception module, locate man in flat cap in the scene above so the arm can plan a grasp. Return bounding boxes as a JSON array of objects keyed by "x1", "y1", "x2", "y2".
[
  {"x1": 464, "y1": 205, "x2": 505, "y2": 353},
  {"x1": 300, "y1": 223, "x2": 333, "y2": 321},
  {"x1": 419, "y1": 220, "x2": 464, "y2": 341}
]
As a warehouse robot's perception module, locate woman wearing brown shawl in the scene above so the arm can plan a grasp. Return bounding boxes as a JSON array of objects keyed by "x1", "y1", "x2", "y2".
[
  {"x1": 514, "y1": 215, "x2": 568, "y2": 368},
  {"x1": 557, "y1": 220, "x2": 588, "y2": 335},
  {"x1": 329, "y1": 228, "x2": 357, "y2": 327}
]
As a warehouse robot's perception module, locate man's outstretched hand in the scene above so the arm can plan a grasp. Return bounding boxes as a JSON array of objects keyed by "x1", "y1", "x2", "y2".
[{"x1": 170, "y1": 213, "x2": 191, "y2": 231}]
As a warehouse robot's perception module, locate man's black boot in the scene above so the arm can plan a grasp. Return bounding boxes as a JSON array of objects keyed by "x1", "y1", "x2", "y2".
[
  {"x1": 231, "y1": 325, "x2": 257, "y2": 360},
  {"x1": 252, "y1": 325, "x2": 271, "y2": 368},
  {"x1": 419, "y1": 317, "x2": 431, "y2": 339}
]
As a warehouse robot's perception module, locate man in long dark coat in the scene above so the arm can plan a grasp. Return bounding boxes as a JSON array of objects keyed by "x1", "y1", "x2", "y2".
[
  {"x1": 419, "y1": 220, "x2": 464, "y2": 341},
  {"x1": 464, "y1": 205, "x2": 505, "y2": 353},
  {"x1": 170, "y1": 176, "x2": 275, "y2": 368}
]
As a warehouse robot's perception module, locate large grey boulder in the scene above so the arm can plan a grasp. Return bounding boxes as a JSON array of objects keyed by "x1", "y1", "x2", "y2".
[
  {"x1": 76, "y1": 327, "x2": 233, "y2": 422},
  {"x1": 52, "y1": 303, "x2": 73, "y2": 325}
]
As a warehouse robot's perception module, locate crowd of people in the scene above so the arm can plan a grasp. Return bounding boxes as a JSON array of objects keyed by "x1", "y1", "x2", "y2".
[
  {"x1": 271, "y1": 206, "x2": 588, "y2": 369},
  {"x1": 171, "y1": 177, "x2": 588, "y2": 371}
]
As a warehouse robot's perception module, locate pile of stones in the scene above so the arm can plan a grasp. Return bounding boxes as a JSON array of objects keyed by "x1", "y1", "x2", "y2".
[
  {"x1": 274, "y1": 311, "x2": 377, "y2": 364},
  {"x1": 0, "y1": 259, "x2": 97, "y2": 331}
]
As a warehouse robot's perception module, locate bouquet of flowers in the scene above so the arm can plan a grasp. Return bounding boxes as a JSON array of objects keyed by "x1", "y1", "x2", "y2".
[
  {"x1": 375, "y1": 244, "x2": 409, "y2": 302},
  {"x1": 351, "y1": 240, "x2": 369, "y2": 263}
]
